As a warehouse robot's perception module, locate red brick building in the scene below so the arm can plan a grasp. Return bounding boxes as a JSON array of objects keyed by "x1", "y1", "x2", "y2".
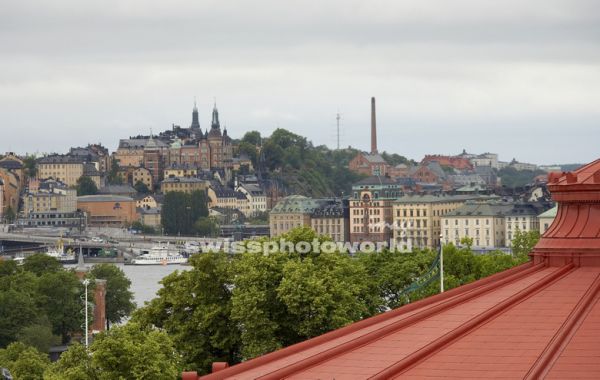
[
  {"x1": 348, "y1": 153, "x2": 390, "y2": 176},
  {"x1": 422, "y1": 154, "x2": 473, "y2": 170}
]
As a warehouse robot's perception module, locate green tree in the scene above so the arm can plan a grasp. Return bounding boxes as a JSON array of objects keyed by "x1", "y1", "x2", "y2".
[
  {"x1": 0, "y1": 342, "x2": 50, "y2": 380},
  {"x1": 23, "y1": 155, "x2": 38, "y2": 178},
  {"x1": 358, "y1": 249, "x2": 436, "y2": 309},
  {"x1": 4, "y1": 206, "x2": 16, "y2": 223},
  {"x1": 76, "y1": 176, "x2": 98, "y2": 196},
  {"x1": 380, "y1": 151, "x2": 414, "y2": 166},
  {"x1": 107, "y1": 159, "x2": 124, "y2": 185},
  {"x1": 161, "y1": 192, "x2": 188, "y2": 235},
  {"x1": 277, "y1": 251, "x2": 372, "y2": 337},
  {"x1": 258, "y1": 128, "x2": 365, "y2": 196},
  {"x1": 511, "y1": 229, "x2": 540, "y2": 258},
  {"x1": 37, "y1": 271, "x2": 85, "y2": 344},
  {"x1": 193, "y1": 216, "x2": 219, "y2": 237},
  {"x1": 44, "y1": 343, "x2": 94, "y2": 380},
  {"x1": 0, "y1": 269, "x2": 44, "y2": 348},
  {"x1": 133, "y1": 252, "x2": 239, "y2": 373},
  {"x1": 130, "y1": 221, "x2": 156, "y2": 235},
  {"x1": 0, "y1": 289, "x2": 40, "y2": 348},
  {"x1": 87, "y1": 324, "x2": 180, "y2": 380},
  {"x1": 23, "y1": 254, "x2": 62, "y2": 276},
  {"x1": 231, "y1": 228, "x2": 374, "y2": 359},
  {"x1": 189, "y1": 190, "x2": 209, "y2": 224},
  {"x1": 238, "y1": 141, "x2": 258, "y2": 168},
  {"x1": 133, "y1": 180, "x2": 149, "y2": 194},
  {"x1": 45, "y1": 325, "x2": 180, "y2": 380},
  {"x1": 241, "y1": 130, "x2": 262, "y2": 146},
  {"x1": 0, "y1": 259, "x2": 18, "y2": 277},
  {"x1": 161, "y1": 191, "x2": 208, "y2": 235},
  {"x1": 89, "y1": 264, "x2": 135, "y2": 330},
  {"x1": 498, "y1": 166, "x2": 547, "y2": 188},
  {"x1": 17, "y1": 321, "x2": 60, "y2": 353}
]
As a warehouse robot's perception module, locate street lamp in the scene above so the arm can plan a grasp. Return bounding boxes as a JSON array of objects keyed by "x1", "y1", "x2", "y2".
[{"x1": 82, "y1": 279, "x2": 90, "y2": 348}]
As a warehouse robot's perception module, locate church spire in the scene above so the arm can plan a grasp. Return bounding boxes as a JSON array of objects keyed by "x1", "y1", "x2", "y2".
[
  {"x1": 211, "y1": 101, "x2": 220, "y2": 130},
  {"x1": 190, "y1": 98, "x2": 201, "y2": 130}
]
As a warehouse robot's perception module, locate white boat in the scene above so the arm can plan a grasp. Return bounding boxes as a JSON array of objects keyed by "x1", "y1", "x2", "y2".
[
  {"x1": 130, "y1": 243, "x2": 187, "y2": 265},
  {"x1": 12, "y1": 256, "x2": 25, "y2": 265},
  {"x1": 45, "y1": 239, "x2": 77, "y2": 264},
  {"x1": 183, "y1": 241, "x2": 201, "y2": 255}
]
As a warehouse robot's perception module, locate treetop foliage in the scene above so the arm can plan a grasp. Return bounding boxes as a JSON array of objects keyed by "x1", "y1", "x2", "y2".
[{"x1": 132, "y1": 226, "x2": 528, "y2": 375}]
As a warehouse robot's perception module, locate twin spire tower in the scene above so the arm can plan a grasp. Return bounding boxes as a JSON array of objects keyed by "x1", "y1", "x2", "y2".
[{"x1": 189, "y1": 98, "x2": 221, "y2": 134}]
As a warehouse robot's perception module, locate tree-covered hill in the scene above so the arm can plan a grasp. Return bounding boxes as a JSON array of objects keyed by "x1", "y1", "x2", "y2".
[{"x1": 244, "y1": 128, "x2": 411, "y2": 197}]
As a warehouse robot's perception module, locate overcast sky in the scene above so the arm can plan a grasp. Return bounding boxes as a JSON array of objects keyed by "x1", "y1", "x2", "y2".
[{"x1": 1, "y1": 0, "x2": 598, "y2": 164}]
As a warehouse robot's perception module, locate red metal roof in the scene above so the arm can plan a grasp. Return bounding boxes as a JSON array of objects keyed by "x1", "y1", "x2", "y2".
[{"x1": 183, "y1": 160, "x2": 600, "y2": 380}]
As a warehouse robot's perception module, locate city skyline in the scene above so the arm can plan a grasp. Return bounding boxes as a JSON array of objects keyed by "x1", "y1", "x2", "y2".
[{"x1": 1, "y1": 0, "x2": 599, "y2": 164}]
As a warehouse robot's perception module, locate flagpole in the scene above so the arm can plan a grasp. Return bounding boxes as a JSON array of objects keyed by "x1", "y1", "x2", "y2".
[{"x1": 440, "y1": 235, "x2": 444, "y2": 293}]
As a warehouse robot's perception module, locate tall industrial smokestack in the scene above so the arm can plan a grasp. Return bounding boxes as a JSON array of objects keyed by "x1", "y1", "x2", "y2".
[{"x1": 370, "y1": 97, "x2": 377, "y2": 154}]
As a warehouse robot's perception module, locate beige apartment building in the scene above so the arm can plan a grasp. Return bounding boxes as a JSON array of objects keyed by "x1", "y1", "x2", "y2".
[
  {"x1": 310, "y1": 199, "x2": 349, "y2": 243},
  {"x1": 160, "y1": 177, "x2": 209, "y2": 194},
  {"x1": 37, "y1": 156, "x2": 85, "y2": 187},
  {"x1": 37, "y1": 155, "x2": 101, "y2": 188},
  {"x1": 393, "y1": 194, "x2": 482, "y2": 250},
  {"x1": 23, "y1": 186, "x2": 76, "y2": 214},
  {"x1": 207, "y1": 186, "x2": 254, "y2": 216},
  {"x1": 236, "y1": 183, "x2": 268, "y2": 216},
  {"x1": 504, "y1": 203, "x2": 547, "y2": 246},
  {"x1": 441, "y1": 201, "x2": 513, "y2": 249},
  {"x1": 269, "y1": 195, "x2": 320, "y2": 237},
  {"x1": 114, "y1": 138, "x2": 167, "y2": 168}
]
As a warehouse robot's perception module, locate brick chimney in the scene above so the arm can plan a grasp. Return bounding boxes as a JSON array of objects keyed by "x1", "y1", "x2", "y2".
[
  {"x1": 92, "y1": 279, "x2": 107, "y2": 332},
  {"x1": 371, "y1": 97, "x2": 377, "y2": 154}
]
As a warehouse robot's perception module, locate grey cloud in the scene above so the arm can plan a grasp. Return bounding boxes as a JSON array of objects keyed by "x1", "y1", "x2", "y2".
[{"x1": 0, "y1": 0, "x2": 598, "y2": 163}]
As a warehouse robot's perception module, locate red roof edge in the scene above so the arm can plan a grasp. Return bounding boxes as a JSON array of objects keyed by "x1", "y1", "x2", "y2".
[
  {"x1": 370, "y1": 263, "x2": 574, "y2": 379},
  {"x1": 524, "y1": 271, "x2": 600, "y2": 379},
  {"x1": 184, "y1": 261, "x2": 535, "y2": 379}
]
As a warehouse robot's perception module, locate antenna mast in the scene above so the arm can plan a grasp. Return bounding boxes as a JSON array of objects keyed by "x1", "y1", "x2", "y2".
[{"x1": 336, "y1": 111, "x2": 341, "y2": 150}]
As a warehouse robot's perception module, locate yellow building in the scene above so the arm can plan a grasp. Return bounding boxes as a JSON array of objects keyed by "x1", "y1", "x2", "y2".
[
  {"x1": 441, "y1": 201, "x2": 513, "y2": 248},
  {"x1": 393, "y1": 194, "x2": 480, "y2": 250},
  {"x1": 164, "y1": 164, "x2": 198, "y2": 179},
  {"x1": 19, "y1": 179, "x2": 84, "y2": 228},
  {"x1": 37, "y1": 155, "x2": 84, "y2": 187},
  {"x1": 0, "y1": 154, "x2": 25, "y2": 190},
  {"x1": 160, "y1": 177, "x2": 209, "y2": 194},
  {"x1": 132, "y1": 167, "x2": 153, "y2": 189},
  {"x1": 37, "y1": 155, "x2": 101, "y2": 188},
  {"x1": 139, "y1": 207, "x2": 161, "y2": 228},
  {"x1": 0, "y1": 167, "x2": 21, "y2": 217},
  {"x1": 135, "y1": 195, "x2": 160, "y2": 209},
  {"x1": 23, "y1": 182, "x2": 77, "y2": 214}
]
